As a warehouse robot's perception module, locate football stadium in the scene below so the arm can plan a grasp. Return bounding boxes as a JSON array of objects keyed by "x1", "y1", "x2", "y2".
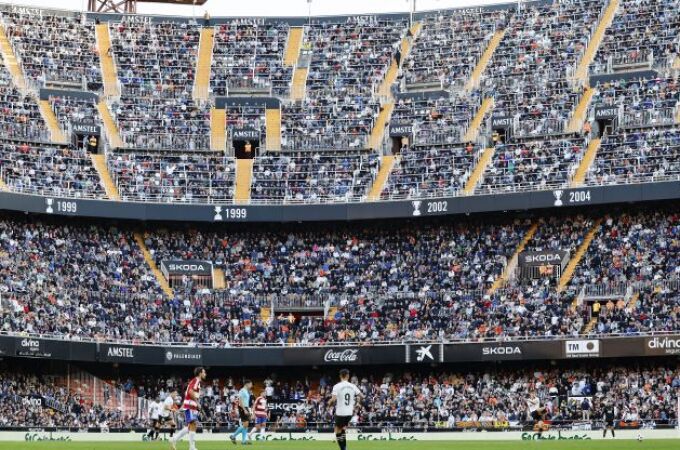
[{"x1": 0, "y1": 0, "x2": 677, "y2": 448}]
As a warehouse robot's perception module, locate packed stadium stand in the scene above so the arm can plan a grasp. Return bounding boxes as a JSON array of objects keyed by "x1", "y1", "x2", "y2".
[{"x1": 0, "y1": 0, "x2": 679, "y2": 440}]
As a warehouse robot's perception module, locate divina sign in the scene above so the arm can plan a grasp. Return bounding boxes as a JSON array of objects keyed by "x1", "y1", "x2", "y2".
[{"x1": 646, "y1": 336, "x2": 680, "y2": 355}]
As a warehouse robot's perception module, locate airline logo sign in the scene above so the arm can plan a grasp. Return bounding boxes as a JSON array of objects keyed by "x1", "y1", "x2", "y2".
[
  {"x1": 565, "y1": 340, "x2": 600, "y2": 358},
  {"x1": 646, "y1": 336, "x2": 680, "y2": 355}
]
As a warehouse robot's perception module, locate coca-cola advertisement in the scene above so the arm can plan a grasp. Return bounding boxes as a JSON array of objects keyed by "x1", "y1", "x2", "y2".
[{"x1": 323, "y1": 348, "x2": 360, "y2": 364}]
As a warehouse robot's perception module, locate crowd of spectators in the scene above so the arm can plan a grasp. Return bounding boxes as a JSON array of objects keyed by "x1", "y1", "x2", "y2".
[
  {"x1": 390, "y1": 94, "x2": 480, "y2": 146},
  {"x1": 110, "y1": 21, "x2": 210, "y2": 150},
  {"x1": 211, "y1": 21, "x2": 291, "y2": 97},
  {"x1": 3, "y1": 11, "x2": 101, "y2": 90},
  {"x1": 0, "y1": 140, "x2": 105, "y2": 197},
  {"x1": 3, "y1": 362, "x2": 679, "y2": 430},
  {"x1": 281, "y1": 16, "x2": 406, "y2": 150},
  {"x1": 0, "y1": 58, "x2": 49, "y2": 142},
  {"x1": 586, "y1": 128, "x2": 680, "y2": 185},
  {"x1": 0, "y1": 209, "x2": 675, "y2": 344},
  {"x1": 107, "y1": 151, "x2": 236, "y2": 203},
  {"x1": 49, "y1": 95, "x2": 99, "y2": 132},
  {"x1": 482, "y1": 0, "x2": 605, "y2": 137},
  {"x1": 402, "y1": 8, "x2": 509, "y2": 91},
  {"x1": 478, "y1": 136, "x2": 586, "y2": 193},
  {"x1": 250, "y1": 151, "x2": 379, "y2": 203},
  {"x1": 0, "y1": 371, "x2": 140, "y2": 428},
  {"x1": 592, "y1": 0, "x2": 680, "y2": 73},
  {"x1": 381, "y1": 144, "x2": 479, "y2": 199}
]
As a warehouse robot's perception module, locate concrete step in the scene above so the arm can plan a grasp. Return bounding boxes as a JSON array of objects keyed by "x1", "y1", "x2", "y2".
[
  {"x1": 213, "y1": 267, "x2": 226, "y2": 290},
  {"x1": 463, "y1": 148, "x2": 495, "y2": 195},
  {"x1": 557, "y1": 218, "x2": 603, "y2": 292},
  {"x1": 210, "y1": 107, "x2": 226, "y2": 151},
  {"x1": 90, "y1": 154, "x2": 120, "y2": 200},
  {"x1": 0, "y1": 24, "x2": 27, "y2": 92},
  {"x1": 367, "y1": 155, "x2": 397, "y2": 201},
  {"x1": 464, "y1": 29, "x2": 505, "y2": 92},
  {"x1": 368, "y1": 103, "x2": 394, "y2": 150},
  {"x1": 234, "y1": 159, "x2": 254, "y2": 204},
  {"x1": 284, "y1": 27, "x2": 304, "y2": 67},
  {"x1": 96, "y1": 100, "x2": 124, "y2": 149},
  {"x1": 462, "y1": 97, "x2": 494, "y2": 143},
  {"x1": 38, "y1": 100, "x2": 67, "y2": 144},
  {"x1": 488, "y1": 222, "x2": 539, "y2": 294},
  {"x1": 265, "y1": 108, "x2": 282, "y2": 151},
  {"x1": 567, "y1": 87, "x2": 595, "y2": 133},
  {"x1": 572, "y1": 0, "x2": 620, "y2": 85},
  {"x1": 194, "y1": 27, "x2": 215, "y2": 102},
  {"x1": 133, "y1": 232, "x2": 173, "y2": 298},
  {"x1": 571, "y1": 138, "x2": 601, "y2": 187},
  {"x1": 95, "y1": 23, "x2": 120, "y2": 98},
  {"x1": 291, "y1": 67, "x2": 308, "y2": 102}
]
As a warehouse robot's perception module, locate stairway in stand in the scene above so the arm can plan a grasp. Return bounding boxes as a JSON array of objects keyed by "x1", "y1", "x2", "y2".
[
  {"x1": 90, "y1": 154, "x2": 120, "y2": 200},
  {"x1": 95, "y1": 23, "x2": 120, "y2": 98},
  {"x1": 133, "y1": 232, "x2": 173, "y2": 298},
  {"x1": 194, "y1": 27, "x2": 214, "y2": 102},
  {"x1": 38, "y1": 100, "x2": 67, "y2": 144}
]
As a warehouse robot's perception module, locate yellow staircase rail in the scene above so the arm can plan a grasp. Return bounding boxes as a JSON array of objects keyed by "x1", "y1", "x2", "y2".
[
  {"x1": 567, "y1": 87, "x2": 595, "y2": 133},
  {"x1": 627, "y1": 291, "x2": 640, "y2": 309},
  {"x1": 0, "y1": 24, "x2": 26, "y2": 92},
  {"x1": 260, "y1": 307, "x2": 272, "y2": 323},
  {"x1": 462, "y1": 97, "x2": 494, "y2": 143},
  {"x1": 488, "y1": 222, "x2": 539, "y2": 294},
  {"x1": 90, "y1": 154, "x2": 120, "y2": 200},
  {"x1": 570, "y1": 137, "x2": 601, "y2": 187},
  {"x1": 378, "y1": 22, "x2": 422, "y2": 98},
  {"x1": 573, "y1": 0, "x2": 620, "y2": 85},
  {"x1": 0, "y1": 177, "x2": 6, "y2": 191},
  {"x1": 326, "y1": 307, "x2": 338, "y2": 321},
  {"x1": 676, "y1": 105, "x2": 680, "y2": 124},
  {"x1": 581, "y1": 317, "x2": 598, "y2": 335},
  {"x1": 133, "y1": 232, "x2": 173, "y2": 298},
  {"x1": 95, "y1": 23, "x2": 120, "y2": 98},
  {"x1": 194, "y1": 27, "x2": 214, "y2": 102},
  {"x1": 464, "y1": 29, "x2": 506, "y2": 93},
  {"x1": 284, "y1": 27, "x2": 304, "y2": 67},
  {"x1": 265, "y1": 108, "x2": 282, "y2": 151},
  {"x1": 368, "y1": 103, "x2": 394, "y2": 150},
  {"x1": 210, "y1": 107, "x2": 226, "y2": 151},
  {"x1": 463, "y1": 148, "x2": 495, "y2": 195},
  {"x1": 557, "y1": 218, "x2": 603, "y2": 292},
  {"x1": 291, "y1": 67, "x2": 308, "y2": 102},
  {"x1": 38, "y1": 100, "x2": 67, "y2": 144},
  {"x1": 367, "y1": 155, "x2": 397, "y2": 201},
  {"x1": 212, "y1": 267, "x2": 226, "y2": 289},
  {"x1": 96, "y1": 100, "x2": 124, "y2": 149},
  {"x1": 234, "y1": 159, "x2": 254, "y2": 204}
]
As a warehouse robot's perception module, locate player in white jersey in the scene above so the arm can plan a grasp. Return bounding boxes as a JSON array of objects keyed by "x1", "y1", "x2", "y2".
[
  {"x1": 527, "y1": 391, "x2": 548, "y2": 434},
  {"x1": 329, "y1": 369, "x2": 364, "y2": 450},
  {"x1": 146, "y1": 397, "x2": 162, "y2": 440},
  {"x1": 159, "y1": 390, "x2": 179, "y2": 439}
]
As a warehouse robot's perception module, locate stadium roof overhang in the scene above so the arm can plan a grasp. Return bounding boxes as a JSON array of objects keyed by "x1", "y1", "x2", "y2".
[{"x1": 88, "y1": 0, "x2": 207, "y2": 14}]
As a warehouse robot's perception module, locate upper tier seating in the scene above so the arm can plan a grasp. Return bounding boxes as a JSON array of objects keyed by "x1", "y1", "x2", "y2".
[
  {"x1": 3, "y1": 11, "x2": 102, "y2": 89},
  {"x1": 110, "y1": 21, "x2": 210, "y2": 150},
  {"x1": 211, "y1": 21, "x2": 292, "y2": 97},
  {"x1": 592, "y1": 0, "x2": 680, "y2": 73}
]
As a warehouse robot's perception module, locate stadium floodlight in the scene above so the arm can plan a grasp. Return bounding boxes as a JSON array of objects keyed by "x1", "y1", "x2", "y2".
[{"x1": 88, "y1": 0, "x2": 207, "y2": 14}]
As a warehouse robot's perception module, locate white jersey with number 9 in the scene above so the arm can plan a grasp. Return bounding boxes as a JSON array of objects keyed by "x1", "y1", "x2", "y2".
[{"x1": 332, "y1": 381, "x2": 361, "y2": 416}]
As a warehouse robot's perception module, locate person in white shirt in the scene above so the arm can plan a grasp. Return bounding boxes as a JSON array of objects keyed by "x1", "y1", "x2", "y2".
[
  {"x1": 329, "y1": 369, "x2": 364, "y2": 450},
  {"x1": 159, "y1": 391, "x2": 178, "y2": 439},
  {"x1": 146, "y1": 397, "x2": 162, "y2": 440}
]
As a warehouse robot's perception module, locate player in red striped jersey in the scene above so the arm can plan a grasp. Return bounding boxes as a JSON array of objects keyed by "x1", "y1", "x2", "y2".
[
  {"x1": 248, "y1": 391, "x2": 268, "y2": 441},
  {"x1": 170, "y1": 367, "x2": 206, "y2": 450}
]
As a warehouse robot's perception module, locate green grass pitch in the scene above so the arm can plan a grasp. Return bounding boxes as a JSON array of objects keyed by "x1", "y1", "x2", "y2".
[{"x1": 0, "y1": 441, "x2": 676, "y2": 450}]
